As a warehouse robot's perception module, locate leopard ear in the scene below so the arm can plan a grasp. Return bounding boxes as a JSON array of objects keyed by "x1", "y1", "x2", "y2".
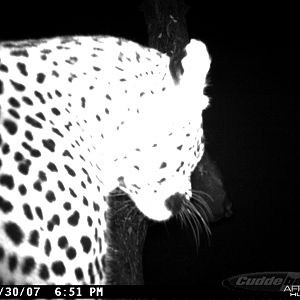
[{"x1": 180, "y1": 39, "x2": 211, "y2": 87}]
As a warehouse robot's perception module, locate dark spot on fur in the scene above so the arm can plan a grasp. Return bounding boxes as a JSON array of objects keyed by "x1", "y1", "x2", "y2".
[
  {"x1": 21, "y1": 257, "x2": 36, "y2": 274},
  {"x1": 0, "y1": 196, "x2": 13, "y2": 213},
  {"x1": 16, "y1": 62, "x2": 28, "y2": 76},
  {"x1": 51, "y1": 107, "x2": 60, "y2": 116},
  {"x1": 80, "y1": 236, "x2": 92, "y2": 254},
  {"x1": 8, "y1": 254, "x2": 18, "y2": 273},
  {"x1": 14, "y1": 151, "x2": 24, "y2": 161},
  {"x1": 132, "y1": 184, "x2": 141, "y2": 189},
  {"x1": 39, "y1": 264, "x2": 49, "y2": 280},
  {"x1": 65, "y1": 122, "x2": 72, "y2": 131},
  {"x1": 158, "y1": 178, "x2": 166, "y2": 184},
  {"x1": 65, "y1": 56, "x2": 78, "y2": 64},
  {"x1": 34, "y1": 91, "x2": 46, "y2": 104},
  {"x1": 0, "y1": 174, "x2": 14, "y2": 189},
  {"x1": 2, "y1": 143, "x2": 10, "y2": 154},
  {"x1": 160, "y1": 162, "x2": 167, "y2": 169},
  {"x1": 8, "y1": 108, "x2": 20, "y2": 119},
  {"x1": 47, "y1": 215, "x2": 60, "y2": 231},
  {"x1": 8, "y1": 97, "x2": 20, "y2": 108},
  {"x1": 25, "y1": 115, "x2": 42, "y2": 128},
  {"x1": 88, "y1": 262, "x2": 95, "y2": 284},
  {"x1": 81, "y1": 168, "x2": 92, "y2": 184},
  {"x1": 57, "y1": 180, "x2": 65, "y2": 191},
  {"x1": 64, "y1": 164, "x2": 76, "y2": 177},
  {"x1": 18, "y1": 160, "x2": 31, "y2": 175},
  {"x1": 51, "y1": 261, "x2": 66, "y2": 276},
  {"x1": 58, "y1": 236, "x2": 68, "y2": 249},
  {"x1": 3, "y1": 119, "x2": 17, "y2": 135},
  {"x1": 68, "y1": 73, "x2": 77, "y2": 82},
  {"x1": 0, "y1": 64, "x2": 9, "y2": 72},
  {"x1": 42, "y1": 139, "x2": 55, "y2": 152},
  {"x1": 87, "y1": 216, "x2": 92, "y2": 227},
  {"x1": 75, "y1": 267, "x2": 84, "y2": 280},
  {"x1": 47, "y1": 162, "x2": 58, "y2": 172},
  {"x1": 81, "y1": 97, "x2": 86, "y2": 108},
  {"x1": 83, "y1": 196, "x2": 88, "y2": 206},
  {"x1": 93, "y1": 202, "x2": 100, "y2": 212},
  {"x1": 10, "y1": 50, "x2": 29, "y2": 57},
  {"x1": 10, "y1": 80, "x2": 25, "y2": 91},
  {"x1": 62, "y1": 150, "x2": 73, "y2": 159},
  {"x1": 36, "y1": 73, "x2": 46, "y2": 83},
  {"x1": 29, "y1": 230, "x2": 39, "y2": 247},
  {"x1": 69, "y1": 188, "x2": 77, "y2": 198},
  {"x1": 22, "y1": 96, "x2": 33, "y2": 106},
  {"x1": 67, "y1": 210, "x2": 79, "y2": 226},
  {"x1": 63, "y1": 202, "x2": 71, "y2": 210},
  {"x1": 23, "y1": 203, "x2": 33, "y2": 220},
  {"x1": 30, "y1": 148, "x2": 41, "y2": 157},
  {"x1": 18, "y1": 184, "x2": 27, "y2": 195},
  {"x1": 136, "y1": 52, "x2": 140, "y2": 62},
  {"x1": 25, "y1": 130, "x2": 33, "y2": 141},
  {"x1": 36, "y1": 112, "x2": 46, "y2": 121},
  {"x1": 35, "y1": 206, "x2": 43, "y2": 220},
  {"x1": 45, "y1": 190, "x2": 56, "y2": 202},
  {"x1": 52, "y1": 127, "x2": 64, "y2": 137},
  {"x1": 4, "y1": 222, "x2": 24, "y2": 245},
  {"x1": 52, "y1": 70, "x2": 59, "y2": 77},
  {"x1": 38, "y1": 171, "x2": 47, "y2": 182},
  {"x1": 66, "y1": 247, "x2": 77, "y2": 260},
  {"x1": 33, "y1": 181, "x2": 42, "y2": 191},
  {"x1": 21, "y1": 141, "x2": 32, "y2": 152},
  {"x1": 46, "y1": 227, "x2": 54, "y2": 237},
  {"x1": 44, "y1": 239, "x2": 51, "y2": 256}
]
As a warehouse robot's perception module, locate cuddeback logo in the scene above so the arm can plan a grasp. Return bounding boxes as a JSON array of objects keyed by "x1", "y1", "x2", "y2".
[{"x1": 222, "y1": 272, "x2": 300, "y2": 296}]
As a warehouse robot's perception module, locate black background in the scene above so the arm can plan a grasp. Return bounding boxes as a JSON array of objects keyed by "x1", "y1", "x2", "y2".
[{"x1": 0, "y1": 0, "x2": 298, "y2": 292}]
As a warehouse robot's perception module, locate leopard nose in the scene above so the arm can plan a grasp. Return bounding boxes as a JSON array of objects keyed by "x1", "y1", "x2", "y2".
[{"x1": 165, "y1": 192, "x2": 185, "y2": 216}]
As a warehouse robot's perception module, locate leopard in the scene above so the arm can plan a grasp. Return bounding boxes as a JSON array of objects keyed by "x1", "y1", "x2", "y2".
[{"x1": 0, "y1": 35, "x2": 210, "y2": 284}]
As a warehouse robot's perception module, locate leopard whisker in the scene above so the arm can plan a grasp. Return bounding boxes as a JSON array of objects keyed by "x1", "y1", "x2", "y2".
[
  {"x1": 184, "y1": 200, "x2": 211, "y2": 246},
  {"x1": 190, "y1": 202, "x2": 212, "y2": 238},
  {"x1": 185, "y1": 207, "x2": 200, "y2": 249},
  {"x1": 191, "y1": 189, "x2": 215, "y2": 203},
  {"x1": 191, "y1": 193, "x2": 213, "y2": 219}
]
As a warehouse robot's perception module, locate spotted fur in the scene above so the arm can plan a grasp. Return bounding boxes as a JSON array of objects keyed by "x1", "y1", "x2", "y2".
[{"x1": 0, "y1": 36, "x2": 210, "y2": 284}]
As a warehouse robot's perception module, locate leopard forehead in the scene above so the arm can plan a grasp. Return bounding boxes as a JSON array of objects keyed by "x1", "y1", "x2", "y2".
[{"x1": 0, "y1": 35, "x2": 210, "y2": 284}]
